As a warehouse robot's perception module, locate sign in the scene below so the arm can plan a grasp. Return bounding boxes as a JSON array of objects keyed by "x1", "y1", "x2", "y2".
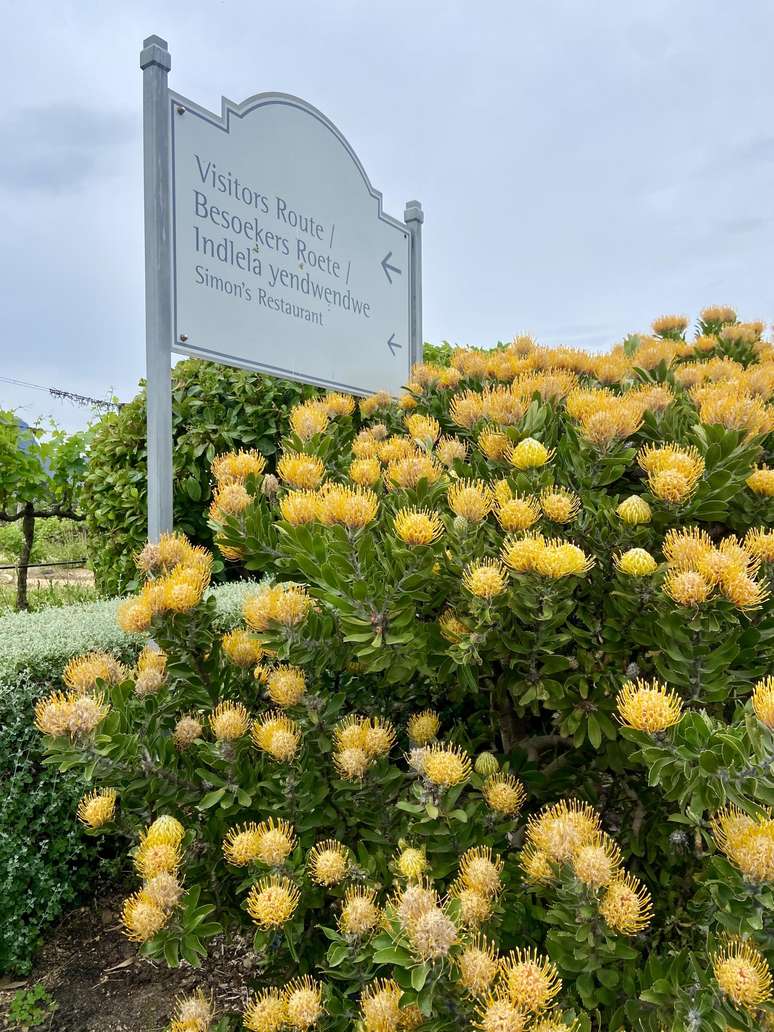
[
  {"x1": 140, "y1": 35, "x2": 423, "y2": 538},
  {"x1": 171, "y1": 93, "x2": 417, "y2": 395}
]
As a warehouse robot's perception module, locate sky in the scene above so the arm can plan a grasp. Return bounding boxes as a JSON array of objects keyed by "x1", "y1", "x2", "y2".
[{"x1": 1, "y1": 0, "x2": 773, "y2": 432}]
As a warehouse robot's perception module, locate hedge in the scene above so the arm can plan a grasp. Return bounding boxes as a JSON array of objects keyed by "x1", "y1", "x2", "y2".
[{"x1": 0, "y1": 580, "x2": 258, "y2": 973}]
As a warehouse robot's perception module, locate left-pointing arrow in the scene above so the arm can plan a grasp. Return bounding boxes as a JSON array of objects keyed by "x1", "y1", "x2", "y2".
[
  {"x1": 381, "y1": 252, "x2": 402, "y2": 284},
  {"x1": 387, "y1": 333, "x2": 402, "y2": 355}
]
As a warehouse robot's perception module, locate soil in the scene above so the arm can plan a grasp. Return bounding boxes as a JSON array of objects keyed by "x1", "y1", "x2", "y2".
[{"x1": 0, "y1": 889, "x2": 255, "y2": 1032}]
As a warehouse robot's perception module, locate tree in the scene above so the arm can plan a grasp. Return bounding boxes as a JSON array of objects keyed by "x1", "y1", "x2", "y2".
[{"x1": 0, "y1": 412, "x2": 89, "y2": 609}]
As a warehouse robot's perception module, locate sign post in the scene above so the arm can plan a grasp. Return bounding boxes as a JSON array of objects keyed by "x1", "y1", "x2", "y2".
[{"x1": 140, "y1": 35, "x2": 423, "y2": 538}]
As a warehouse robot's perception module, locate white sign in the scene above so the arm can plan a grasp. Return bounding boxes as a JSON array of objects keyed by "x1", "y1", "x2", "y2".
[{"x1": 169, "y1": 91, "x2": 417, "y2": 396}]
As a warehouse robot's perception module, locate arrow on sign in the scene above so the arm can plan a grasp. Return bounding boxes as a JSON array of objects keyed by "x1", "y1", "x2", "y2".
[
  {"x1": 381, "y1": 252, "x2": 402, "y2": 284},
  {"x1": 387, "y1": 333, "x2": 402, "y2": 355}
]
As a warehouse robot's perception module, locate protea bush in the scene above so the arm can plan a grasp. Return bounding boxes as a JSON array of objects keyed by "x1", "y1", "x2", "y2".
[{"x1": 35, "y1": 307, "x2": 774, "y2": 1031}]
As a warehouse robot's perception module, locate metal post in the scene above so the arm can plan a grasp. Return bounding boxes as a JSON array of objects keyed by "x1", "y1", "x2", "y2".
[
  {"x1": 140, "y1": 35, "x2": 174, "y2": 540},
  {"x1": 404, "y1": 200, "x2": 424, "y2": 367}
]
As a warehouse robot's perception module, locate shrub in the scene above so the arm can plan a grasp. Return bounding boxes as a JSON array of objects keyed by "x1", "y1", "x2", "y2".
[
  {"x1": 80, "y1": 359, "x2": 317, "y2": 595},
  {"x1": 36, "y1": 310, "x2": 774, "y2": 1030},
  {"x1": 0, "y1": 581, "x2": 255, "y2": 973}
]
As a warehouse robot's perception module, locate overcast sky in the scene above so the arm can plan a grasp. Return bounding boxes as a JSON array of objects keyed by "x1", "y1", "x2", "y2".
[{"x1": 2, "y1": 1, "x2": 773, "y2": 432}]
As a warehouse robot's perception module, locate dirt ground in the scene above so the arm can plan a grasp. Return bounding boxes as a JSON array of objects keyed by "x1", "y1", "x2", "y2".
[
  {"x1": 0, "y1": 890, "x2": 256, "y2": 1031},
  {"x1": 0, "y1": 567, "x2": 95, "y2": 589}
]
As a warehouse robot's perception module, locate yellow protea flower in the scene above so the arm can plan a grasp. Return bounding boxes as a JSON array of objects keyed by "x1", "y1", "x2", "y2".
[
  {"x1": 699, "y1": 537, "x2": 760, "y2": 584},
  {"x1": 534, "y1": 539, "x2": 594, "y2": 578},
  {"x1": 212, "y1": 449, "x2": 266, "y2": 484},
  {"x1": 438, "y1": 609, "x2": 470, "y2": 642},
  {"x1": 475, "y1": 992, "x2": 529, "y2": 1032},
  {"x1": 448, "y1": 479, "x2": 494, "y2": 523},
  {"x1": 721, "y1": 572, "x2": 770, "y2": 610},
  {"x1": 117, "y1": 596, "x2": 153, "y2": 633},
  {"x1": 63, "y1": 652, "x2": 126, "y2": 693},
  {"x1": 407, "y1": 904, "x2": 458, "y2": 961},
  {"x1": 386, "y1": 454, "x2": 443, "y2": 490},
  {"x1": 527, "y1": 1017, "x2": 580, "y2": 1032},
  {"x1": 599, "y1": 873, "x2": 653, "y2": 934},
  {"x1": 616, "y1": 678, "x2": 683, "y2": 733},
  {"x1": 637, "y1": 443, "x2": 704, "y2": 478},
  {"x1": 520, "y1": 844, "x2": 555, "y2": 884},
  {"x1": 145, "y1": 815, "x2": 184, "y2": 847},
  {"x1": 221, "y1": 628, "x2": 263, "y2": 668},
  {"x1": 223, "y1": 822, "x2": 261, "y2": 867},
  {"x1": 711, "y1": 806, "x2": 774, "y2": 883},
  {"x1": 701, "y1": 304, "x2": 737, "y2": 326},
  {"x1": 746, "y1": 528, "x2": 774, "y2": 563},
  {"x1": 422, "y1": 742, "x2": 472, "y2": 787},
  {"x1": 399, "y1": 394, "x2": 418, "y2": 411},
  {"x1": 34, "y1": 690, "x2": 109, "y2": 738},
  {"x1": 475, "y1": 752, "x2": 499, "y2": 776},
  {"x1": 249, "y1": 817, "x2": 296, "y2": 867},
  {"x1": 243, "y1": 988, "x2": 287, "y2": 1032},
  {"x1": 160, "y1": 563, "x2": 211, "y2": 613},
  {"x1": 349, "y1": 458, "x2": 382, "y2": 487},
  {"x1": 359, "y1": 978, "x2": 402, "y2": 1032},
  {"x1": 209, "y1": 481, "x2": 252, "y2": 520},
  {"x1": 277, "y1": 451, "x2": 326, "y2": 489},
  {"x1": 362, "y1": 717, "x2": 396, "y2": 758},
  {"x1": 318, "y1": 483, "x2": 379, "y2": 529},
  {"x1": 137, "y1": 645, "x2": 166, "y2": 679},
  {"x1": 615, "y1": 548, "x2": 658, "y2": 576},
  {"x1": 209, "y1": 700, "x2": 249, "y2": 741},
  {"x1": 482, "y1": 773, "x2": 526, "y2": 816},
  {"x1": 122, "y1": 891, "x2": 169, "y2": 942},
  {"x1": 457, "y1": 935, "x2": 499, "y2": 997},
  {"x1": 246, "y1": 876, "x2": 301, "y2": 929},
  {"x1": 649, "y1": 467, "x2": 701, "y2": 504},
  {"x1": 482, "y1": 384, "x2": 528, "y2": 425},
  {"x1": 693, "y1": 383, "x2": 774, "y2": 438},
  {"x1": 712, "y1": 938, "x2": 773, "y2": 1009},
  {"x1": 378, "y1": 436, "x2": 416, "y2": 463},
  {"x1": 352, "y1": 429, "x2": 381, "y2": 459},
  {"x1": 407, "y1": 710, "x2": 440, "y2": 745},
  {"x1": 747, "y1": 466, "x2": 774, "y2": 496},
  {"x1": 652, "y1": 314, "x2": 689, "y2": 338},
  {"x1": 289, "y1": 400, "x2": 330, "y2": 441},
  {"x1": 435, "y1": 435, "x2": 469, "y2": 467},
  {"x1": 252, "y1": 711, "x2": 301, "y2": 762},
  {"x1": 663, "y1": 526, "x2": 713, "y2": 568},
  {"x1": 663, "y1": 569, "x2": 713, "y2": 606},
  {"x1": 396, "y1": 846, "x2": 428, "y2": 880},
  {"x1": 495, "y1": 494, "x2": 541, "y2": 532},
  {"x1": 390, "y1": 880, "x2": 439, "y2": 928},
  {"x1": 334, "y1": 746, "x2": 370, "y2": 780},
  {"x1": 324, "y1": 391, "x2": 356, "y2": 417},
  {"x1": 462, "y1": 558, "x2": 509, "y2": 599},
  {"x1": 459, "y1": 846, "x2": 503, "y2": 897},
  {"x1": 397, "y1": 1003, "x2": 425, "y2": 1030},
  {"x1": 752, "y1": 676, "x2": 774, "y2": 729},
  {"x1": 134, "y1": 836, "x2": 181, "y2": 879},
  {"x1": 571, "y1": 832, "x2": 622, "y2": 888},
  {"x1": 170, "y1": 990, "x2": 213, "y2": 1032},
  {"x1": 77, "y1": 788, "x2": 117, "y2": 828},
  {"x1": 307, "y1": 839, "x2": 351, "y2": 886},
  {"x1": 449, "y1": 880, "x2": 493, "y2": 928},
  {"x1": 339, "y1": 886, "x2": 382, "y2": 936},
  {"x1": 405, "y1": 412, "x2": 441, "y2": 447},
  {"x1": 478, "y1": 428, "x2": 511, "y2": 461},
  {"x1": 334, "y1": 714, "x2": 370, "y2": 751},
  {"x1": 509, "y1": 437, "x2": 553, "y2": 470},
  {"x1": 500, "y1": 947, "x2": 562, "y2": 1013},
  {"x1": 539, "y1": 486, "x2": 581, "y2": 524},
  {"x1": 526, "y1": 800, "x2": 602, "y2": 862},
  {"x1": 576, "y1": 402, "x2": 643, "y2": 447},
  {"x1": 501, "y1": 532, "x2": 546, "y2": 573},
  {"x1": 280, "y1": 490, "x2": 321, "y2": 525},
  {"x1": 284, "y1": 976, "x2": 324, "y2": 1030},
  {"x1": 266, "y1": 665, "x2": 306, "y2": 707},
  {"x1": 394, "y1": 507, "x2": 444, "y2": 546},
  {"x1": 615, "y1": 495, "x2": 652, "y2": 524},
  {"x1": 173, "y1": 715, "x2": 203, "y2": 749},
  {"x1": 143, "y1": 870, "x2": 183, "y2": 915}
]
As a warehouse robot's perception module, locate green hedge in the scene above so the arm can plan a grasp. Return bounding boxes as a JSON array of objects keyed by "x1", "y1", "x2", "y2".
[
  {"x1": 0, "y1": 581, "x2": 257, "y2": 973},
  {"x1": 81, "y1": 359, "x2": 316, "y2": 595}
]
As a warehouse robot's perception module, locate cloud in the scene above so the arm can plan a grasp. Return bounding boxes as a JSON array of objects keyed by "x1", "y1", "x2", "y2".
[{"x1": 0, "y1": 104, "x2": 135, "y2": 192}]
